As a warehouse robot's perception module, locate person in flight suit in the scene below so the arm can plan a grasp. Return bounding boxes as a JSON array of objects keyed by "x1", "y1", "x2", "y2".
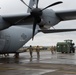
[
  {"x1": 53, "y1": 46, "x2": 57, "y2": 53},
  {"x1": 36, "y1": 45, "x2": 40, "y2": 59},
  {"x1": 29, "y1": 45, "x2": 33, "y2": 58},
  {"x1": 50, "y1": 46, "x2": 54, "y2": 54}
]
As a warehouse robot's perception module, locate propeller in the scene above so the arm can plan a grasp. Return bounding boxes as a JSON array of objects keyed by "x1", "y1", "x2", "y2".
[
  {"x1": 20, "y1": 0, "x2": 32, "y2": 10},
  {"x1": 41, "y1": 1, "x2": 63, "y2": 11},
  {"x1": 20, "y1": 0, "x2": 63, "y2": 40},
  {"x1": 36, "y1": 0, "x2": 39, "y2": 8}
]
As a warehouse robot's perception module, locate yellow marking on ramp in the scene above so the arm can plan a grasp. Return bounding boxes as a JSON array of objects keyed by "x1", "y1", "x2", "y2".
[
  {"x1": 58, "y1": 70, "x2": 76, "y2": 74},
  {"x1": 0, "y1": 68, "x2": 16, "y2": 70}
]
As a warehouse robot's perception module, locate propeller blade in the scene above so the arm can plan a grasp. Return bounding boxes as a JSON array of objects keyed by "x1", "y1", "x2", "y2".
[
  {"x1": 38, "y1": 29, "x2": 76, "y2": 33},
  {"x1": 36, "y1": 0, "x2": 39, "y2": 8},
  {"x1": 20, "y1": 0, "x2": 32, "y2": 10},
  {"x1": 32, "y1": 18, "x2": 37, "y2": 40},
  {"x1": 41, "y1": 1, "x2": 63, "y2": 11}
]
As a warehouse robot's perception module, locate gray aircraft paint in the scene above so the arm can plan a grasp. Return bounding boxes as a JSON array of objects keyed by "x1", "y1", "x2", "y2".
[
  {"x1": 0, "y1": 26, "x2": 37, "y2": 53},
  {"x1": 42, "y1": 9, "x2": 60, "y2": 27}
]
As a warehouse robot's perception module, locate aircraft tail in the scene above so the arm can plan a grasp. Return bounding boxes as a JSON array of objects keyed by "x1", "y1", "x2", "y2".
[{"x1": 27, "y1": 0, "x2": 38, "y2": 13}]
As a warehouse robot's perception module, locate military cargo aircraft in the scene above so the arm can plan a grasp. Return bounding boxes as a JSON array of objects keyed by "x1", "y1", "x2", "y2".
[{"x1": 0, "y1": 0, "x2": 76, "y2": 55}]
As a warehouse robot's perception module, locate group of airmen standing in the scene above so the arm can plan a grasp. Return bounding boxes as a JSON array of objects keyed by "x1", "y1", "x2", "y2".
[
  {"x1": 28, "y1": 45, "x2": 57, "y2": 59},
  {"x1": 28, "y1": 45, "x2": 40, "y2": 59}
]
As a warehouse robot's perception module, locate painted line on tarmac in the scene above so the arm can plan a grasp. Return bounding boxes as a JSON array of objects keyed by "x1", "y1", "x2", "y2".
[
  {"x1": 18, "y1": 68, "x2": 56, "y2": 75},
  {"x1": 0, "y1": 67, "x2": 57, "y2": 75},
  {"x1": 58, "y1": 70, "x2": 76, "y2": 74},
  {"x1": 0, "y1": 68, "x2": 16, "y2": 70}
]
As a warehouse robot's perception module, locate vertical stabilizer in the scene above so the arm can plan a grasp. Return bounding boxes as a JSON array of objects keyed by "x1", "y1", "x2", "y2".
[{"x1": 27, "y1": 0, "x2": 38, "y2": 13}]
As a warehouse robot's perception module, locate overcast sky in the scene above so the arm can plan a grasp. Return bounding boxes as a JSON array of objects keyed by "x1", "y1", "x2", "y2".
[{"x1": 0, "y1": 0, "x2": 76, "y2": 46}]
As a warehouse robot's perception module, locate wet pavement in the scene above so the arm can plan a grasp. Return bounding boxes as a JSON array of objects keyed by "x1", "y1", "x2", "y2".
[{"x1": 0, "y1": 51, "x2": 76, "y2": 75}]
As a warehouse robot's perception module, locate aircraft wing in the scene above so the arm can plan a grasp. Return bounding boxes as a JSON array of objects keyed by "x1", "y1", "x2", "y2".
[
  {"x1": 38, "y1": 29, "x2": 76, "y2": 33},
  {"x1": 2, "y1": 13, "x2": 33, "y2": 24},
  {"x1": 2, "y1": 10, "x2": 76, "y2": 25},
  {"x1": 56, "y1": 10, "x2": 76, "y2": 21}
]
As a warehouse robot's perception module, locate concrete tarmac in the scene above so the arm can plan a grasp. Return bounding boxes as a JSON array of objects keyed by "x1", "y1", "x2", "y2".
[{"x1": 0, "y1": 51, "x2": 76, "y2": 75}]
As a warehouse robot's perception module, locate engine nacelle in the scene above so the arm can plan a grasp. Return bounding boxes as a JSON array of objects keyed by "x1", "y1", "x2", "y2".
[
  {"x1": 0, "y1": 16, "x2": 10, "y2": 30},
  {"x1": 40, "y1": 9, "x2": 60, "y2": 29}
]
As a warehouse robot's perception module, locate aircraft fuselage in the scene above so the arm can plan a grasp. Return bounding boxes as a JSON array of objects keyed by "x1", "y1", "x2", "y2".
[{"x1": 0, "y1": 26, "x2": 36, "y2": 53}]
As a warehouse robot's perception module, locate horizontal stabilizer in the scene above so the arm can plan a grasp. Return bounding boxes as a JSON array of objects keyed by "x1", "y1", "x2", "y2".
[{"x1": 38, "y1": 29, "x2": 76, "y2": 33}]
